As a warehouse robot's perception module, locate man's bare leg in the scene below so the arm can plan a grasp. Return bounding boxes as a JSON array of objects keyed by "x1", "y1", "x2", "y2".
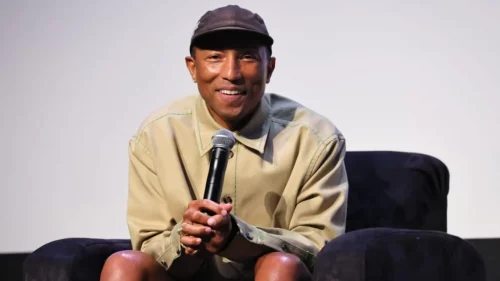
[
  {"x1": 254, "y1": 252, "x2": 311, "y2": 281},
  {"x1": 100, "y1": 250, "x2": 172, "y2": 281}
]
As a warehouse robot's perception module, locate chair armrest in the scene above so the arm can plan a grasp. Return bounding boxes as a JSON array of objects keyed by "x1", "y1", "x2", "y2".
[
  {"x1": 23, "y1": 238, "x2": 131, "y2": 281},
  {"x1": 312, "y1": 228, "x2": 486, "y2": 281}
]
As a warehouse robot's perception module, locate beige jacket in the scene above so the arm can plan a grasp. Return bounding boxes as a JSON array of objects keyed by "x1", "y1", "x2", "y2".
[{"x1": 127, "y1": 93, "x2": 348, "y2": 279}]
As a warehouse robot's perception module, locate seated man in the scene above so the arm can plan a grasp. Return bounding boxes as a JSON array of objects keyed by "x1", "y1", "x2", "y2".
[{"x1": 101, "y1": 5, "x2": 348, "y2": 281}]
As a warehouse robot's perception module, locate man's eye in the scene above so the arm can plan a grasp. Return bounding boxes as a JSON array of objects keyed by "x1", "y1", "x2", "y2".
[
  {"x1": 241, "y1": 54, "x2": 257, "y2": 60},
  {"x1": 208, "y1": 55, "x2": 222, "y2": 60}
]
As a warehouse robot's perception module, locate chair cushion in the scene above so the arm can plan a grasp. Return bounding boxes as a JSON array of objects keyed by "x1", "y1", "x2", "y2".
[
  {"x1": 23, "y1": 238, "x2": 131, "y2": 281},
  {"x1": 312, "y1": 228, "x2": 486, "y2": 281},
  {"x1": 344, "y1": 151, "x2": 449, "y2": 232}
]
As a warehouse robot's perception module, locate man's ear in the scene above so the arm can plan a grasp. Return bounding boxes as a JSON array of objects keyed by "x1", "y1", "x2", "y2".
[
  {"x1": 185, "y1": 56, "x2": 196, "y2": 83},
  {"x1": 266, "y1": 57, "x2": 276, "y2": 83}
]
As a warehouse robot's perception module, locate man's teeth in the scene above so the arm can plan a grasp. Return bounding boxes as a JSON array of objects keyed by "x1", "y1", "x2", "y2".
[{"x1": 219, "y1": 90, "x2": 243, "y2": 95}]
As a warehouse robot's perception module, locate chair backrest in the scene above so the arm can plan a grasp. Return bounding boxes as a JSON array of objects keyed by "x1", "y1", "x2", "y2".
[{"x1": 343, "y1": 151, "x2": 449, "y2": 232}]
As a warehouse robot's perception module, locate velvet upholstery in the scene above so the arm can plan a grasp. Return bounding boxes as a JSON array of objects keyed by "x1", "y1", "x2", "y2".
[
  {"x1": 344, "y1": 151, "x2": 448, "y2": 232},
  {"x1": 24, "y1": 239, "x2": 130, "y2": 281},
  {"x1": 313, "y1": 228, "x2": 485, "y2": 281}
]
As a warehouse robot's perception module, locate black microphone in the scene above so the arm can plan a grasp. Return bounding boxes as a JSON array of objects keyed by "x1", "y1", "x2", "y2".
[{"x1": 203, "y1": 129, "x2": 236, "y2": 203}]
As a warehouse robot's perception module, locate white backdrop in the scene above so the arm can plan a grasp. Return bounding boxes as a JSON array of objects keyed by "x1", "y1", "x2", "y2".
[{"x1": 1, "y1": 1, "x2": 499, "y2": 253}]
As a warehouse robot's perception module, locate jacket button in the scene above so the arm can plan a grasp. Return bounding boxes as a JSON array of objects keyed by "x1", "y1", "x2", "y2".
[
  {"x1": 222, "y1": 195, "x2": 233, "y2": 204},
  {"x1": 228, "y1": 150, "x2": 234, "y2": 159},
  {"x1": 281, "y1": 243, "x2": 289, "y2": 251},
  {"x1": 245, "y1": 232, "x2": 253, "y2": 240}
]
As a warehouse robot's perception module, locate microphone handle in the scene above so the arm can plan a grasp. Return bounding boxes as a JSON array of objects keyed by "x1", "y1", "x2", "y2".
[{"x1": 203, "y1": 146, "x2": 230, "y2": 203}]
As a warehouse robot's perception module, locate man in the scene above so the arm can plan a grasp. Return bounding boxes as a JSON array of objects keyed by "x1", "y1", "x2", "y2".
[{"x1": 101, "y1": 5, "x2": 348, "y2": 281}]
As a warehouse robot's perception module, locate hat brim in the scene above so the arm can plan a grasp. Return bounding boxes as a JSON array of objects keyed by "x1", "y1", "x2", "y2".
[{"x1": 190, "y1": 27, "x2": 274, "y2": 49}]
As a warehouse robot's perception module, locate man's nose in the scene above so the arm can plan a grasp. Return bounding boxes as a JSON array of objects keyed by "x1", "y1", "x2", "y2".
[{"x1": 221, "y1": 56, "x2": 242, "y2": 81}]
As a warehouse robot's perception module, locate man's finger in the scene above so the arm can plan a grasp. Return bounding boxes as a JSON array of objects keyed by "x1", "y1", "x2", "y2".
[
  {"x1": 220, "y1": 203, "x2": 233, "y2": 213},
  {"x1": 184, "y1": 207, "x2": 212, "y2": 225},
  {"x1": 180, "y1": 235, "x2": 202, "y2": 248},
  {"x1": 189, "y1": 210, "x2": 212, "y2": 225},
  {"x1": 184, "y1": 200, "x2": 231, "y2": 228},
  {"x1": 182, "y1": 222, "x2": 212, "y2": 237},
  {"x1": 198, "y1": 199, "x2": 227, "y2": 215},
  {"x1": 206, "y1": 213, "x2": 230, "y2": 229},
  {"x1": 184, "y1": 246, "x2": 198, "y2": 255}
]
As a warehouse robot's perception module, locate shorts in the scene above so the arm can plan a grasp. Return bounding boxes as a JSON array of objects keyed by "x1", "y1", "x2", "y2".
[{"x1": 183, "y1": 255, "x2": 255, "y2": 281}]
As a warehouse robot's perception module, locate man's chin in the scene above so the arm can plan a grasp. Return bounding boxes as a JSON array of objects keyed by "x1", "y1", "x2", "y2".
[
  {"x1": 217, "y1": 110, "x2": 249, "y2": 129},
  {"x1": 220, "y1": 113, "x2": 244, "y2": 124}
]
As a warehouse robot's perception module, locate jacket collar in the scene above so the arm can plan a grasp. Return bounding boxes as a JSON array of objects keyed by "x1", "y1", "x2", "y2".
[{"x1": 193, "y1": 95, "x2": 271, "y2": 156}]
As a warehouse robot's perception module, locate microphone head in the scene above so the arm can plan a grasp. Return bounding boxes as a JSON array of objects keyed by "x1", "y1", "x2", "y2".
[{"x1": 212, "y1": 129, "x2": 236, "y2": 150}]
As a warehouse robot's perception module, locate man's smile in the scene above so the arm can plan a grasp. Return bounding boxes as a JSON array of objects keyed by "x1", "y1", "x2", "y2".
[{"x1": 216, "y1": 89, "x2": 247, "y2": 95}]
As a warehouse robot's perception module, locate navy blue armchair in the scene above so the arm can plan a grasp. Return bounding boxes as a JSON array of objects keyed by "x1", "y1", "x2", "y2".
[{"x1": 23, "y1": 151, "x2": 486, "y2": 281}]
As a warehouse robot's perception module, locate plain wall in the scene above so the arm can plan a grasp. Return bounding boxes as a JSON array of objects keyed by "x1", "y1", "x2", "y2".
[{"x1": 1, "y1": 0, "x2": 499, "y2": 253}]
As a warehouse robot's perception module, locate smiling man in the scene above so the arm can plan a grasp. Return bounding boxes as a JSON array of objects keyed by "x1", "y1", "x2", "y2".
[
  {"x1": 185, "y1": 29, "x2": 274, "y2": 132},
  {"x1": 100, "y1": 5, "x2": 348, "y2": 281}
]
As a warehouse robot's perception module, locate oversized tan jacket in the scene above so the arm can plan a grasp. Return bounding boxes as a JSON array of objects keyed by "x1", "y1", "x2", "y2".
[{"x1": 127, "y1": 93, "x2": 348, "y2": 279}]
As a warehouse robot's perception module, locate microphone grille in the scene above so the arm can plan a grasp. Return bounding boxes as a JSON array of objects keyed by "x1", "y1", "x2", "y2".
[{"x1": 212, "y1": 129, "x2": 236, "y2": 149}]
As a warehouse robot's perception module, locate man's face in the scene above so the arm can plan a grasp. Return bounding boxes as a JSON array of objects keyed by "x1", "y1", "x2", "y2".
[{"x1": 185, "y1": 34, "x2": 275, "y2": 130}]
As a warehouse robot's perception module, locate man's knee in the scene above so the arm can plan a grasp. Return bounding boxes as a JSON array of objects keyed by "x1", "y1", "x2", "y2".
[
  {"x1": 255, "y1": 252, "x2": 311, "y2": 281},
  {"x1": 105, "y1": 250, "x2": 157, "y2": 270},
  {"x1": 101, "y1": 250, "x2": 164, "y2": 281}
]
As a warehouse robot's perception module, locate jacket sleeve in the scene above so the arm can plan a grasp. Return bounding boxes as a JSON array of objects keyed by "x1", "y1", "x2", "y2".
[
  {"x1": 217, "y1": 135, "x2": 348, "y2": 270},
  {"x1": 127, "y1": 136, "x2": 205, "y2": 280}
]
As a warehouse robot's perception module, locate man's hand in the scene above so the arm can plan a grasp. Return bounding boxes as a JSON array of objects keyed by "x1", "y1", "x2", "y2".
[{"x1": 180, "y1": 199, "x2": 234, "y2": 256}]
